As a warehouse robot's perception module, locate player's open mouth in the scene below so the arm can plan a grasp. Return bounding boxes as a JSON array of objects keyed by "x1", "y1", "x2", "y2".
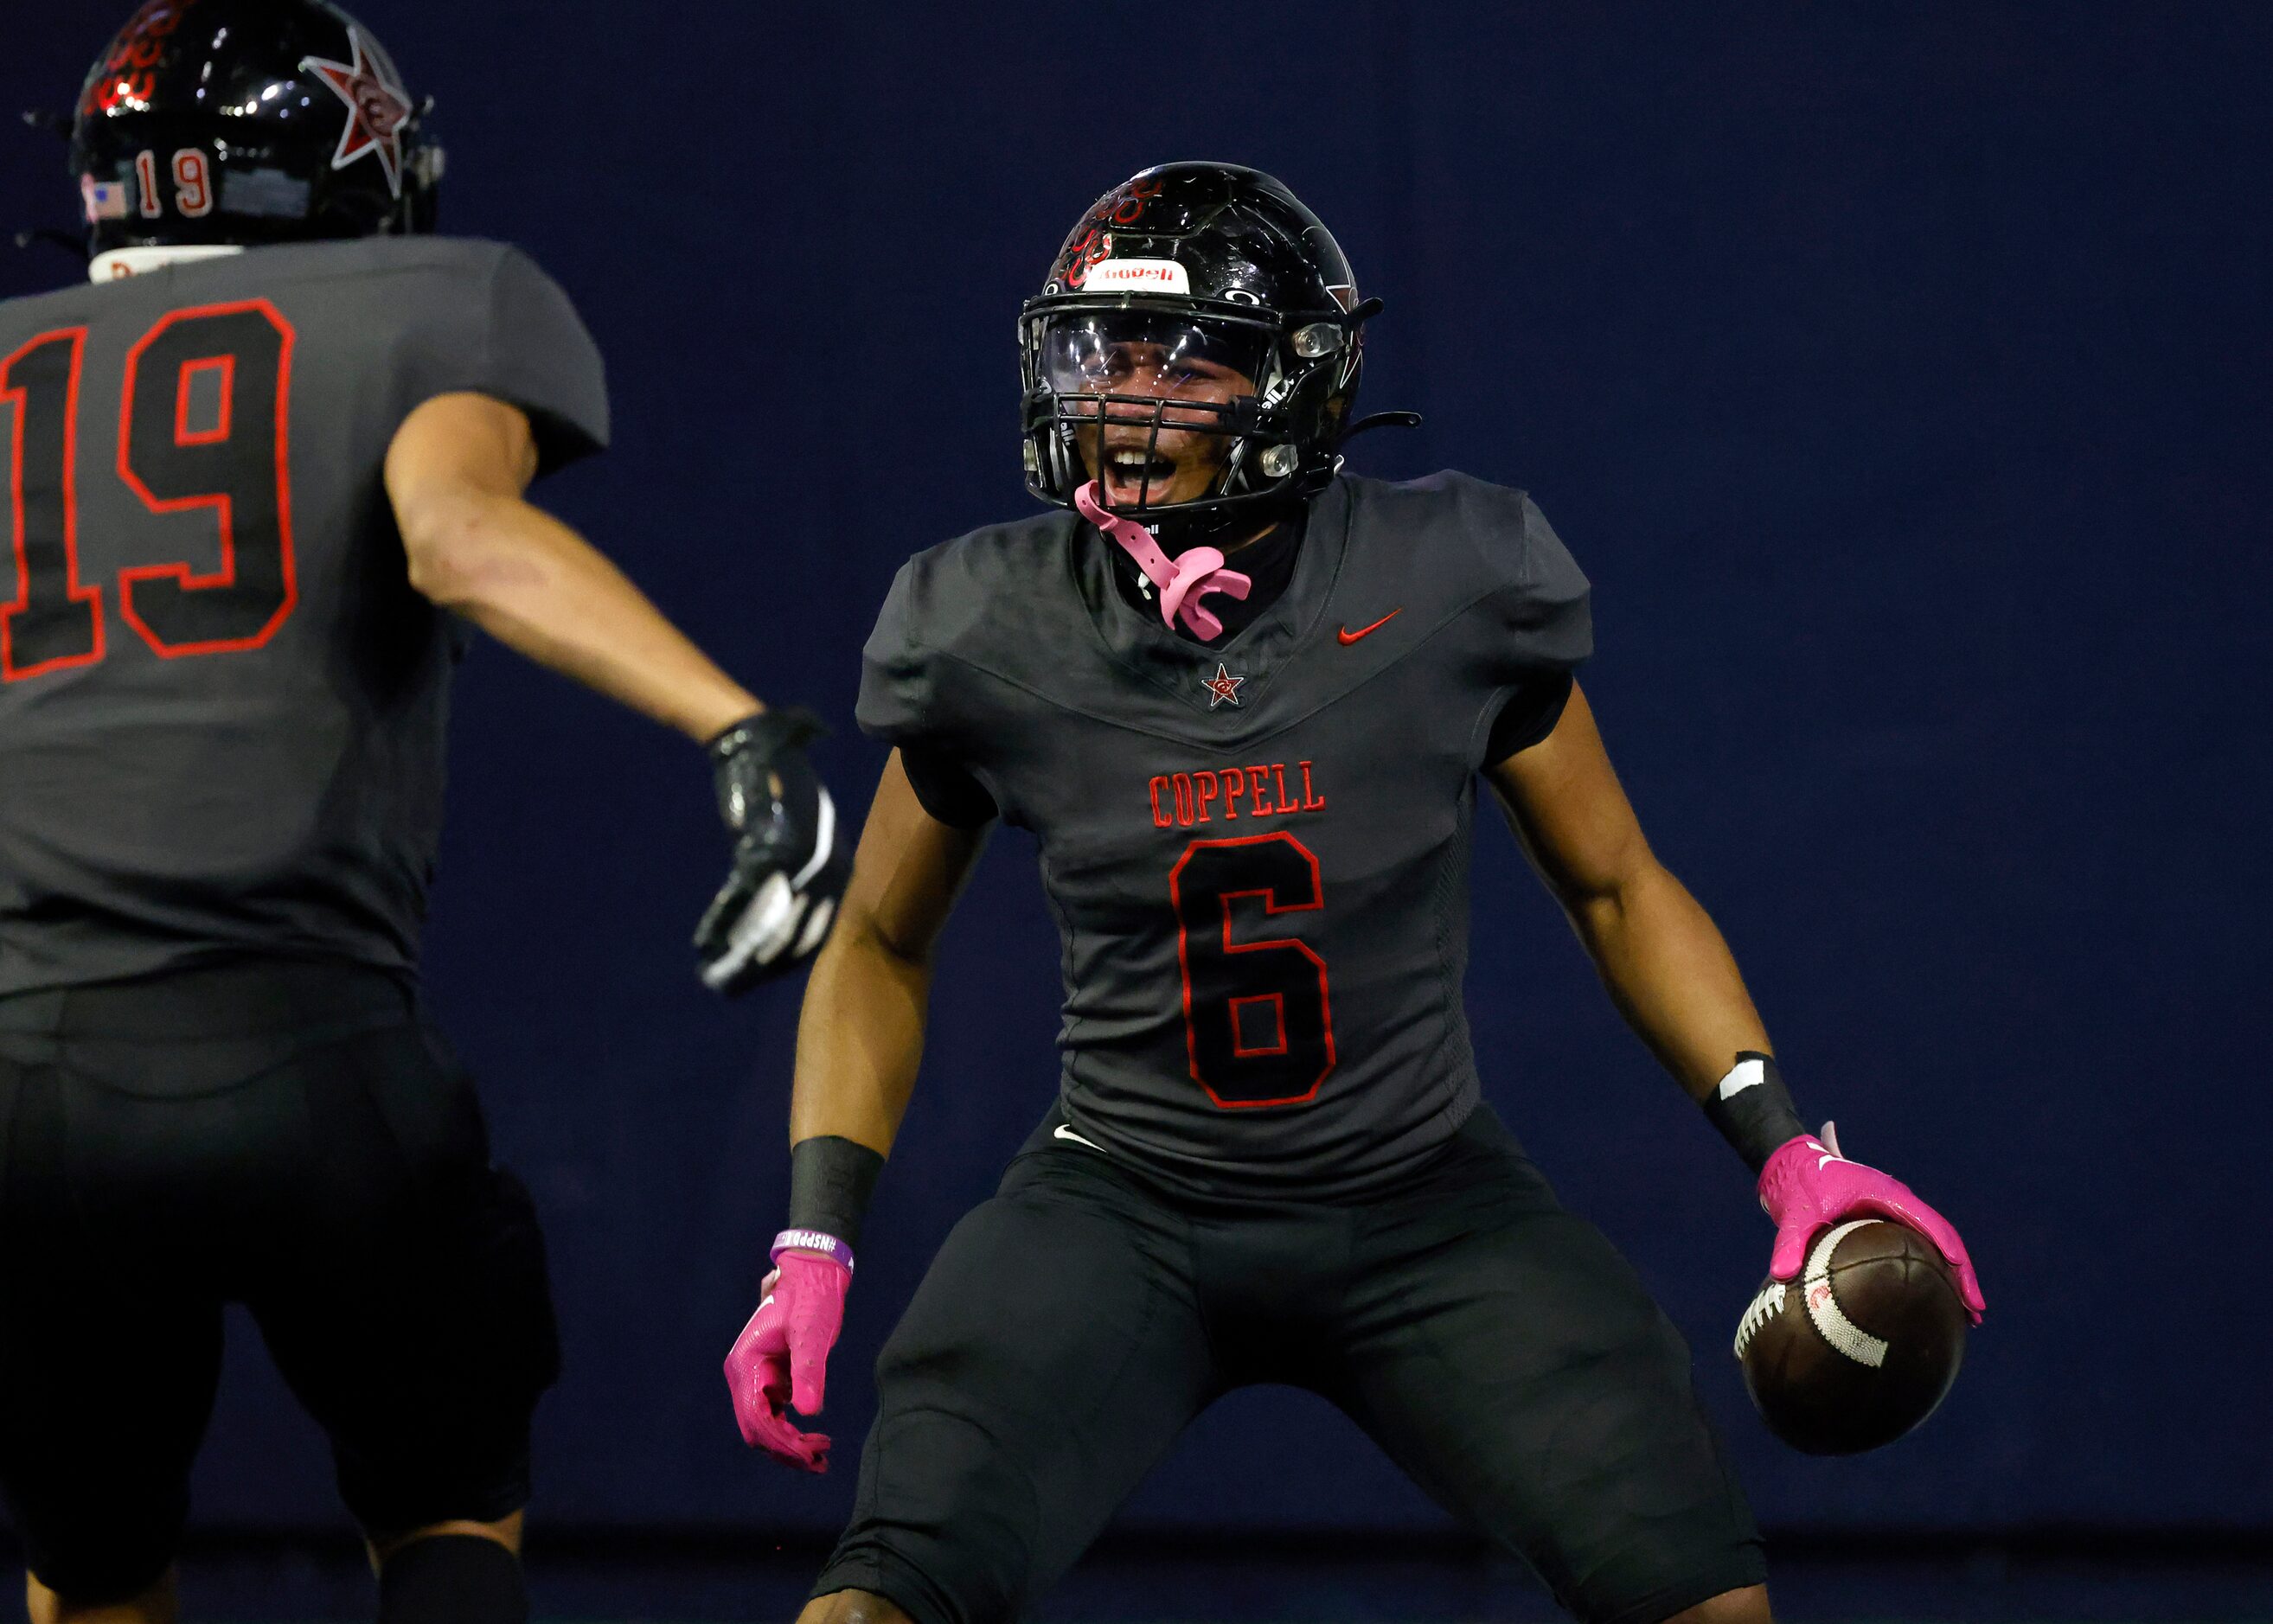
[{"x1": 1103, "y1": 448, "x2": 1179, "y2": 501}]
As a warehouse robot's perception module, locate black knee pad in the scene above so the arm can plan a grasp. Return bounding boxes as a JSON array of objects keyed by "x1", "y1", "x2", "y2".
[{"x1": 377, "y1": 1533, "x2": 527, "y2": 1624}]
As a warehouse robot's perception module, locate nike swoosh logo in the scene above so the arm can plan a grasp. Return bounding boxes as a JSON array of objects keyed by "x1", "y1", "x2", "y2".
[
  {"x1": 1338, "y1": 609, "x2": 1402, "y2": 645},
  {"x1": 1053, "y1": 1124, "x2": 1104, "y2": 1153}
]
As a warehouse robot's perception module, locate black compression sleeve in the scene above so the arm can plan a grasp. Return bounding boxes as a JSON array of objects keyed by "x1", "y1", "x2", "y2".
[
  {"x1": 1485, "y1": 671, "x2": 1575, "y2": 762},
  {"x1": 787, "y1": 1135, "x2": 885, "y2": 1249},
  {"x1": 1700, "y1": 1052, "x2": 1810, "y2": 1174},
  {"x1": 900, "y1": 745, "x2": 999, "y2": 828}
]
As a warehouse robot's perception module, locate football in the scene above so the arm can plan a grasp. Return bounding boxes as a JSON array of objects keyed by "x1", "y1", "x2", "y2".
[{"x1": 1733, "y1": 1218, "x2": 1969, "y2": 1455}]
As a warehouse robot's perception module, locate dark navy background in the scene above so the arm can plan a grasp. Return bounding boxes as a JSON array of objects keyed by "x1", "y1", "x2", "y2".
[{"x1": 7, "y1": 1, "x2": 2270, "y2": 1542}]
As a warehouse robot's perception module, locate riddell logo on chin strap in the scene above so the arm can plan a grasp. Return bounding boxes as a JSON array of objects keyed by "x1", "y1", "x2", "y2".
[{"x1": 1149, "y1": 761, "x2": 1327, "y2": 829}]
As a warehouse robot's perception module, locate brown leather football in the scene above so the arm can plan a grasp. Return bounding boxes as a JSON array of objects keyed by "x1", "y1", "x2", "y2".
[{"x1": 1733, "y1": 1218, "x2": 1968, "y2": 1455}]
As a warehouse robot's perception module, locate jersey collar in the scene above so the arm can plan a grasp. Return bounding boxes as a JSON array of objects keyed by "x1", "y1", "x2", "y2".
[
  {"x1": 1071, "y1": 477, "x2": 1354, "y2": 719},
  {"x1": 89, "y1": 245, "x2": 247, "y2": 283}
]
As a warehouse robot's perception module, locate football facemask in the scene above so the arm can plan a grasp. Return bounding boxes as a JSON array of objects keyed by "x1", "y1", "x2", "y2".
[{"x1": 1034, "y1": 310, "x2": 1271, "y2": 515}]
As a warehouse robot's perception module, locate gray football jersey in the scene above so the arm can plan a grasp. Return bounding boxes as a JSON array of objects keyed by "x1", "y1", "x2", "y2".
[
  {"x1": 0, "y1": 237, "x2": 607, "y2": 994},
  {"x1": 861, "y1": 473, "x2": 1592, "y2": 1199}
]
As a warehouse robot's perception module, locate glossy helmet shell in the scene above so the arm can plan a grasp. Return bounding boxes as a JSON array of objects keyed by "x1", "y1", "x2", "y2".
[
  {"x1": 1020, "y1": 163, "x2": 1367, "y2": 522},
  {"x1": 70, "y1": 0, "x2": 439, "y2": 256}
]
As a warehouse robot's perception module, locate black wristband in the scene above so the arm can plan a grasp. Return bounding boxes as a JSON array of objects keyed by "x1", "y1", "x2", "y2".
[
  {"x1": 1700, "y1": 1051, "x2": 1810, "y2": 1174},
  {"x1": 787, "y1": 1135, "x2": 884, "y2": 1250}
]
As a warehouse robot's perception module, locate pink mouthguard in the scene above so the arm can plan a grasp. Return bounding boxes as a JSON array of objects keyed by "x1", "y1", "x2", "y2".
[{"x1": 1074, "y1": 481, "x2": 1251, "y2": 642}]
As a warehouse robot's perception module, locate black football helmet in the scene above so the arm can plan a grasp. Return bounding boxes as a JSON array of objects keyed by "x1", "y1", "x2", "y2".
[
  {"x1": 68, "y1": 0, "x2": 439, "y2": 259},
  {"x1": 1021, "y1": 163, "x2": 1400, "y2": 545}
]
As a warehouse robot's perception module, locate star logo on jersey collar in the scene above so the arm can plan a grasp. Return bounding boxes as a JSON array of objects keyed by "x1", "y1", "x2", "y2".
[
  {"x1": 1201, "y1": 662, "x2": 1246, "y2": 708},
  {"x1": 300, "y1": 29, "x2": 414, "y2": 198}
]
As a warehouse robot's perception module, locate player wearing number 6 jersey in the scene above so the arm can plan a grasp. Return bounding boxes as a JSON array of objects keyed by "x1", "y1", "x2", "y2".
[
  {"x1": 0, "y1": 3, "x2": 846, "y2": 1622},
  {"x1": 727, "y1": 164, "x2": 1983, "y2": 1624}
]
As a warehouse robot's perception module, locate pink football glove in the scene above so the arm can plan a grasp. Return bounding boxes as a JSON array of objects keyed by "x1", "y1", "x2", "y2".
[
  {"x1": 723, "y1": 1247, "x2": 852, "y2": 1472},
  {"x1": 1758, "y1": 1122, "x2": 1986, "y2": 1323}
]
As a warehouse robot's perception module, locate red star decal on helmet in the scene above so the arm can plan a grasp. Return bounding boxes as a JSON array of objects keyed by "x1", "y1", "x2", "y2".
[
  {"x1": 1201, "y1": 663, "x2": 1246, "y2": 709},
  {"x1": 299, "y1": 29, "x2": 413, "y2": 198}
]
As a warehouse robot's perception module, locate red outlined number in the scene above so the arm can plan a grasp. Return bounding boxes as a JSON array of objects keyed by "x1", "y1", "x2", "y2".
[
  {"x1": 1169, "y1": 832, "x2": 1336, "y2": 1108},
  {"x1": 118, "y1": 300, "x2": 296, "y2": 655},
  {"x1": 0, "y1": 301, "x2": 298, "y2": 683},
  {"x1": 1, "y1": 329, "x2": 104, "y2": 680}
]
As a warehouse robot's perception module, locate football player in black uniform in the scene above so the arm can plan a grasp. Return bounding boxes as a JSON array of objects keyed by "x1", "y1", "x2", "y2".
[
  {"x1": 725, "y1": 165, "x2": 1987, "y2": 1624},
  {"x1": 0, "y1": 3, "x2": 847, "y2": 1621}
]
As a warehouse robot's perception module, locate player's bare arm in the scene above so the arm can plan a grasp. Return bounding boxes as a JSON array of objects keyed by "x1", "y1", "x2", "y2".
[
  {"x1": 790, "y1": 752, "x2": 991, "y2": 1157},
  {"x1": 1489, "y1": 681, "x2": 1985, "y2": 1327},
  {"x1": 386, "y1": 391, "x2": 851, "y2": 992},
  {"x1": 385, "y1": 390, "x2": 758, "y2": 743},
  {"x1": 1484, "y1": 681, "x2": 1770, "y2": 1101},
  {"x1": 721, "y1": 753, "x2": 988, "y2": 1472}
]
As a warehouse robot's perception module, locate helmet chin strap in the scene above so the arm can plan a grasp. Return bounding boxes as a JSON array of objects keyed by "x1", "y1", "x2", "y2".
[{"x1": 1074, "y1": 482, "x2": 1251, "y2": 642}]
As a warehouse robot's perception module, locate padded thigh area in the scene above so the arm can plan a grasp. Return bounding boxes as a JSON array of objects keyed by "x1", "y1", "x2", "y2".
[
  {"x1": 0, "y1": 962, "x2": 559, "y2": 1591},
  {"x1": 817, "y1": 1146, "x2": 1220, "y2": 1624}
]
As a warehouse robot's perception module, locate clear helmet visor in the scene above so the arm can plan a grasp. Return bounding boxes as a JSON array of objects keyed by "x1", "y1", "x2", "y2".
[{"x1": 1036, "y1": 310, "x2": 1269, "y2": 425}]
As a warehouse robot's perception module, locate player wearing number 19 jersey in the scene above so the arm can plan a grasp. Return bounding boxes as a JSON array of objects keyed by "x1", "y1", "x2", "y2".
[
  {"x1": 0, "y1": 3, "x2": 848, "y2": 1621},
  {"x1": 725, "y1": 164, "x2": 1983, "y2": 1624}
]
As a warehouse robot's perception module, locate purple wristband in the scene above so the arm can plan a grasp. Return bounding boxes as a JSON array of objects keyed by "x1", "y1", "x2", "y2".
[{"x1": 771, "y1": 1228, "x2": 855, "y2": 1274}]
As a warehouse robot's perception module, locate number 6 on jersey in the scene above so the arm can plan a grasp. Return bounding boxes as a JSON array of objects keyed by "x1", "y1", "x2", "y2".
[{"x1": 1169, "y1": 832, "x2": 1337, "y2": 1109}]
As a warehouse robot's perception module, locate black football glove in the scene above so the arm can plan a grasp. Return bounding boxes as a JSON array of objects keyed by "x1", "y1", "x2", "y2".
[{"x1": 694, "y1": 707, "x2": 850, "y2": 994}]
